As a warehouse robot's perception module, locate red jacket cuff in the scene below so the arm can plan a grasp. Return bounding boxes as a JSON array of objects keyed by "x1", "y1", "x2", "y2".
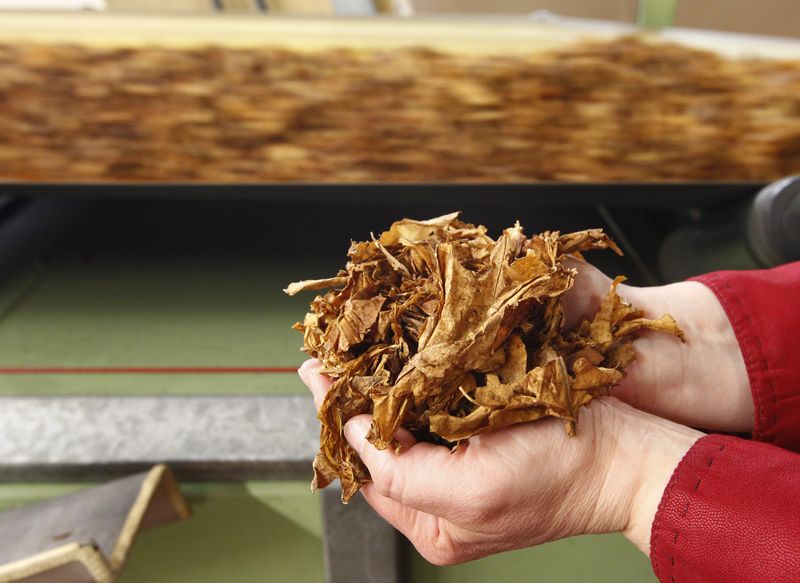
[
  {"x1": 691, "y1": 262, "x2": 800, "y2": 451},
  {"x1": 650, "y1": 434, "x2": 800, "y2": 583}
]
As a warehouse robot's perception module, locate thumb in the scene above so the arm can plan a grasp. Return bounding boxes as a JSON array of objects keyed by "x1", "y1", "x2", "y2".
[{"x1": 344, "y1": 414, "x2": 416, "y2": 453}]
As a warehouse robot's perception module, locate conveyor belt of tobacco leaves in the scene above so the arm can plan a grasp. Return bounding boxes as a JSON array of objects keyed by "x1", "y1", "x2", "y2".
[
  {"x1": 2, "y1": 37, "x2": 800, "y2": 181},
  {"x1": 287, "y1": 214, "x2": 683, "y2": 501}
]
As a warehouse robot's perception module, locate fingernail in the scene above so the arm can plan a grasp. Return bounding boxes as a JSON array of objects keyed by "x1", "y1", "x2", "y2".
[
  {"x1": 344, "y1": 418, "x2": 370, "y2": 454},
  {"x1": 297, "y1": 359, "x2": 318, "y2": 384}
]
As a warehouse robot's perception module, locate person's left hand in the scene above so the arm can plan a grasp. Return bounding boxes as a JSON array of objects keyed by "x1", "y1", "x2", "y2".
[
  {"x1": 562, "y1": 258, "x2": 753, "y2": 434},
  {"x1": 299, "y1": 359, "x2": 702, "y2": 565}
]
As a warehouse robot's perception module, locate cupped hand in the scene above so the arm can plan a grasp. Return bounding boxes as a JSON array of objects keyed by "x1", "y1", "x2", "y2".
[
  {"x1": 299, "y1": 360, "x2": 701, "y2": 565},
  {"x1": 563, "y1": 259, "x2": 753, "y2": 433}
]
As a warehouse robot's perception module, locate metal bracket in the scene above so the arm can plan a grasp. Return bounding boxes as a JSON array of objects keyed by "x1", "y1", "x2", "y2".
[{"x1": 322, "y1": 485, "x2": 403, "y2": 583}]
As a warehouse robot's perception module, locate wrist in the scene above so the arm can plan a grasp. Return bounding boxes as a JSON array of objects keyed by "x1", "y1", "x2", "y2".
[
  {"x1": 614, "y1": 404, "x2": 703, "y2": 555},
  {"x1": 577, "y1": 399, "x2": 700, "y2": 544}
]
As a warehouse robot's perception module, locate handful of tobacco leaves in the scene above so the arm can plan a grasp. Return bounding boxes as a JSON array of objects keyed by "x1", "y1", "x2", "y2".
[{"x1": 286, "y1": 213, "x2": 684, "y2": 502}]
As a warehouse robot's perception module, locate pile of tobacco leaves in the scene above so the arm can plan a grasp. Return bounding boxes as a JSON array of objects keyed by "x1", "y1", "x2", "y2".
[{"x1": 286, "y1": 213, "x2": 683, "y2": 501}]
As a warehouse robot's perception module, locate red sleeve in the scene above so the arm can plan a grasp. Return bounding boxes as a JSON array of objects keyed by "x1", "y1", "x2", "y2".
[
  {"x1": 691, "y1": 261, "x2": 800, "y2": 451},
  {"x1": 650, "y1": 434, "x2": 800, "y2": 583}
]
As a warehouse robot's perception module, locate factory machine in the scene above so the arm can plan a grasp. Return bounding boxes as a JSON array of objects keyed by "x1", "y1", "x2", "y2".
[{"x1": 0, "y1": 10, "x2": 798, "y2": 583}]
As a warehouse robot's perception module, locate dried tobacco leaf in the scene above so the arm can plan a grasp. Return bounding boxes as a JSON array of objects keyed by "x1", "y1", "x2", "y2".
[{"x1": 286, "y1": 213, "x2": 684, "y2": 502}]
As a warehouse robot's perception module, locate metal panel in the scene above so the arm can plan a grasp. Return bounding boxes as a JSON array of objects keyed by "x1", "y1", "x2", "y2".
[
  {"x1": 322, "y1": 485, "x2": 403, "y2": 583},
  {"x1": 0, "y1": 396, "x2": 318, "y2": 481}
]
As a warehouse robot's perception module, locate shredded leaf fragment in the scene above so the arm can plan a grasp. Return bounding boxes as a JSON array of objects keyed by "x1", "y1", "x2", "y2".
[{"x1": 287, "y1": 213, "x2": 684, "y2": 502}]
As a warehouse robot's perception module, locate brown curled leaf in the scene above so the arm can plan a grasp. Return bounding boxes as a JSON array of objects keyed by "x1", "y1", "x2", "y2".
[
  {"x1": 287, "y1": 214, "x2": 684, "y2": 501},
  {"x1": 284, "y1": 276, "x2": 348, "y2": 296}
]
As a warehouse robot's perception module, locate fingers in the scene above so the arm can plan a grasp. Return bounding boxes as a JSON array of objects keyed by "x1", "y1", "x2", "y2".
[
  {"x1": 298, "y1": 359, "x2": 330, "y2": 410},
  {"x1": 299, "y1": 360, "x2": 473, "y2": 522},
  {"x1": 360, "y1": 485, "x2": 467, "y2": 567},
  {"x1": 561, "y1": 258, "x2": 612, "y2": 330},
  {"x1": 297, "y1": 358, "x2": 319, "y2": 386},
  {"x1": 360, "y1": 483, "x2": 427, "y2": 539},
  {"x1": 343, "y1": 415, "x2": 469, "y2": 519}
]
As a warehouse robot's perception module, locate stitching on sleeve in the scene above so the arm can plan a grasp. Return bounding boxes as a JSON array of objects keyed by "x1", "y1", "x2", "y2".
[
  {"x1": 651, "y1": 437, "x2": 705, "y2": 581},
  {"x1": 664, "y1": 441, "x2": 726, "y2": 583}
]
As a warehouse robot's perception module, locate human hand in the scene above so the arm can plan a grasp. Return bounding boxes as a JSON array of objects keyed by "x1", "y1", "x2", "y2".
[
  {"x1": 300, "y1": 360, "x2": 702, "y2": 564},
  {"x1": 562, "y1": 259, "x2": 753, "y2": 433}
]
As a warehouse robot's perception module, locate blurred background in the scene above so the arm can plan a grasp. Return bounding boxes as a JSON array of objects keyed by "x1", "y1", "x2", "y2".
[
  {"x1": 0, "y1": 2, "x2": 798, "y2": 583},
  {"x1": 1, "y1": 0, "x2": 796, "y2": 37}
]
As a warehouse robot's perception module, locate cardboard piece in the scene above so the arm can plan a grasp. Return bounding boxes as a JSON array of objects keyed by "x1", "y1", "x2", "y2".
[{"x1": 0, "y1": 465, "x2": 190, "y2": 583}]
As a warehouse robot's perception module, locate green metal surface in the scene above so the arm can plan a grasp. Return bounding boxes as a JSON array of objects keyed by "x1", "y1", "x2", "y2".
[
  {"x1": 412, "y1": 536, "x2": 656, "y2": 582},
  {"x1": 0, "y1": 199, "x2": 638, "y2": 396},
  {"x1": 0, "y1": 255, "x2": 319, "y2": 395}
]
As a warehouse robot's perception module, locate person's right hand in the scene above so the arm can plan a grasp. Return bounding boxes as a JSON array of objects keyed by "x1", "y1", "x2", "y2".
[
  {"x1": 562, "y1": 259, "x2": 753, "y2": 433},
  {"x1": 299, "y1": 360, "x2": 703, "y2": 564}
]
